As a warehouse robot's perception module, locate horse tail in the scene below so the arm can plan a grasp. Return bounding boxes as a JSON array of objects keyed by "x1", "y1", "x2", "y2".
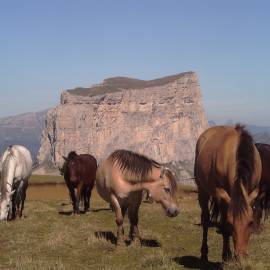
[{"x1": 232, "y1": 124, "x2": 255, "y2": 217}]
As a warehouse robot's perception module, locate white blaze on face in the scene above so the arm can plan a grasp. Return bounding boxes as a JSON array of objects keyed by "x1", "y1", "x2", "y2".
[
  {"x1": 0, "y1": 191, "x2": 14, "y2": 220},
  {"x1": 0, "y1": 198, "x2": 10, "y2": 220}
]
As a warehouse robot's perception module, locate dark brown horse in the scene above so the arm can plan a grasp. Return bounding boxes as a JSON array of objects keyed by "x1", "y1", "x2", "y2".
[
  {"x1": 253, "y1": 143, "x2": 270, "y2": 225},
  {"x1": 61, "y1": 151, "x2": 97, "y2": 214},
  {"x1": 194, "y1": 125, "x2": 262, "y2": 261}
]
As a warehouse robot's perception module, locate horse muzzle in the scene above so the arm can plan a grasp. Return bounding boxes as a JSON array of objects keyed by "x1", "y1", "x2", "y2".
[
  {"x1": 166, "y1": 207, "x2": 179, "y2": 217},
  {"x1": 0, "y1": 215, "x2": 8, "y2": 221}
]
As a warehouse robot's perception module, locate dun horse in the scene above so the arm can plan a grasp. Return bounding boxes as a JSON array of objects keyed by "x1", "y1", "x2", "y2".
[
  {"x1": 61, "y1": 151, "x2": 97, "y2": 214},
  {"x1": 96, "y1": 149, "x2": 179, "y2": 245},
  {"x1": 253, "y1": 143, "x2": 270, "y2": 226},
  {"x1": 0, "y1": 145, "x2": 33, "y2": 220},
  {"x1": 194, "y1": 125, "x2": 262, "y2": 261}
]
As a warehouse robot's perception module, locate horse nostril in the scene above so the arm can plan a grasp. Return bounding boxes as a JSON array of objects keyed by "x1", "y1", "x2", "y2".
[
  {"x1": 167, "y1": 208, "x2": 179, "y2": 217},
  {"x1": 172, "y1": 209, "x2": 179, "y2": 217}
]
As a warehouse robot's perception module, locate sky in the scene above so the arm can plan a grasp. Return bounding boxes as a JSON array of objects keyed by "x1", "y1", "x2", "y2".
[{"x1": 0, "y1": 0, "x2": 269, "y2": 126}]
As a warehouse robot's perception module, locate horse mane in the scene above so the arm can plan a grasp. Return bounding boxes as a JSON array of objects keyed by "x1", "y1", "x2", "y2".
[
  {"x1": 232, "y1": 124, "x2": 255, "y2": 218},
  {"x1": 111, "y1": 149, "x2": 161, "y2": 182},
  {"x1": 210, "y1": 125, "x2": 255, "y2": 224},
  {"x1": 162, "y1": 168, "x2": 178, "y2": 196},
  {"x1": 0, "y1": 146, "x2": 14, "y2": 198},
  {"x1": 67, "y1": 151, "x2": 78, "y2": 160}
]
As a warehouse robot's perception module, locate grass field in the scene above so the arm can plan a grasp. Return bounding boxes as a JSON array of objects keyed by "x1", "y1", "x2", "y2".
[
  {"x1": 29, "y1": 174, "x2": 64, "y2": 185},
  {"x1": 0, "y1": 181, "x2": 269, "y2": 270}
]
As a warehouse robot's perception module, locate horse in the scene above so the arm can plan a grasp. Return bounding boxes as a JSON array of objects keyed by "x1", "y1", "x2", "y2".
[
  {"x1": 0, "y1": 145, "x2": 33, "y2": 220},
  {"x1": 96, "y1": 149, "x2": 179, "y2": 246},
  {"x1": 61, "y1": 151, "x2": 97, "y2": 214},
  {"x1": 252, "y1": 143, "x2": 270, "y2": 226},
  {"x1": 194, "y1": 125, "x2": 262, "y2": 261}
]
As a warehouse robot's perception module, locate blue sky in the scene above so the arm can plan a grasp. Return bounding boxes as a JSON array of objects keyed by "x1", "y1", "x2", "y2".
[{"x1": 0, "y1": 0, "x2": 269, "y2": 125}]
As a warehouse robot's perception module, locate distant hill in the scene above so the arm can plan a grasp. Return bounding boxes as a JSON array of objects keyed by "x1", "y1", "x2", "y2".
[
  {"x1": 209, "y1": 121, "x2": 270, "y2": 144},
  {"x1": 0, "y1": 110, "x2": 48, "y2": 159}
]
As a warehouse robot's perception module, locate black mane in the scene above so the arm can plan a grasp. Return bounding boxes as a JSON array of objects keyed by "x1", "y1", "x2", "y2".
[
  {"x1": 232, "y1": 124, "x2": 255, "y2": 218},
  {"x1": 67, "y1": 151, "x2": 78, "y2": 161}
]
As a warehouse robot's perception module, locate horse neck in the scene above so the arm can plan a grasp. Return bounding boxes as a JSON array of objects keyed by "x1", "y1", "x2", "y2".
[
  {"x1": 1, "y1": 155, "x2": 16, "y2": 194},
  {"x1": 128, "y1": 167, "x2": 161, "y2": 192}
]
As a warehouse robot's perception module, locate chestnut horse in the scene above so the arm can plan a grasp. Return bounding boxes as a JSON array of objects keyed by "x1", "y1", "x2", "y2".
[
  {"x1": 96, "y1": 149, "x2": 179, "y2": 245},
  {"x1": 194, "y1": 125, "x2": 262, "y2": 261},
  {"x1": 62, "y1": 151, "x2": 97, "y2": 214},
  {"x1": 253, "y1": 143, "x2": 270, "y2": 225}
]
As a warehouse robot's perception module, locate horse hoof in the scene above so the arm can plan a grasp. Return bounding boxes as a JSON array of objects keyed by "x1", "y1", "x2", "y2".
[{"x1": 132, "y1": 238, "x2": 141, "y2": 246}]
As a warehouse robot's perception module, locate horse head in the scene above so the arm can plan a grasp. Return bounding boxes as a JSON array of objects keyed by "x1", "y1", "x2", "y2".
[
  {"x1": 217, "y1": 184, "x2": 259, "y2": 258},
  {"x1": 0, "y1": 190, "x2": 15, "y2": 221},
  {"x1": 62, "y1": 153, "x2": 79, "y2": 182},
  {"x1": 147, "y1": 167, "x2": 179, "y2": 217}
]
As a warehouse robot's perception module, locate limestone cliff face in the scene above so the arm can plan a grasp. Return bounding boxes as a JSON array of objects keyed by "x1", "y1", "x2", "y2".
[{"x1": 38, "y1": 72, "x2": 208, "y2": 177}]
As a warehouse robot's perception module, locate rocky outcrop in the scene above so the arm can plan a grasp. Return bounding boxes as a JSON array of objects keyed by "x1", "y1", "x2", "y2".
[{"x1": 38, "y1": 72, "x2": 208, "y2": 178}]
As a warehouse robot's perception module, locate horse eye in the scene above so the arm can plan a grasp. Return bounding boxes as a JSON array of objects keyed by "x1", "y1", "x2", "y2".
[{"x1": 249, "y1": 221, "x2": 254, "y2": 227}]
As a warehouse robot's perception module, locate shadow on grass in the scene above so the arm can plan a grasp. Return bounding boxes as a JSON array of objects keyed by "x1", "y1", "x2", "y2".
[
  {"x1": 140, "y1": 239, "x2": 161, "y2": 247},
  {"x1": 92, "y1": 208, "x2": 112, "y2": 213},
  {"x1": 58, "y1": 210, "x2": 86, "y2": 216},
  {"x1": 95, "y1": 231, "x2": 117, "y2": 245},
  {"x1": 94, "y1": 231, "x2": 161, "y2": 247},
  {"x1": 173, "y1": 256, "x2": 222, "y2": 270}
]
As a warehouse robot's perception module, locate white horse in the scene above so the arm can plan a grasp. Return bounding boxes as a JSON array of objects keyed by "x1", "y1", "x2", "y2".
[{"x1": 0, "y1": 145, "x2": 32, "y2": 220}]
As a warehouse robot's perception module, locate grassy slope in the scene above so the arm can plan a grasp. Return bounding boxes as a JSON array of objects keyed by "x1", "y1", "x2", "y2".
[{"x1": 0, "y1": 186, "x2": 269, "y2": 270}]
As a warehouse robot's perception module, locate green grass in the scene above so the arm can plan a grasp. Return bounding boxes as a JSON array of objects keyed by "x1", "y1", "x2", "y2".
[{"x1": 0, "y1": 185, "x2": 269, "y2": 270}]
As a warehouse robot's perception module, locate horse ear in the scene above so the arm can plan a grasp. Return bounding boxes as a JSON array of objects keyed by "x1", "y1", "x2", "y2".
[
  {"x1": 215, "y1": 188, "x2": 231, "y2": 205},
  {"x1": 160, "y1": 167, "x2": 170, "y2": 178},
  {"x1": 62, "y1": 156, "x2": 68, "y2": 161},
  {"x1": 8, "y1": 190, "x2": 15, "y2": 197},
  {"x1": 248, "y1": 187, "x2": 259, "y2": 205}
]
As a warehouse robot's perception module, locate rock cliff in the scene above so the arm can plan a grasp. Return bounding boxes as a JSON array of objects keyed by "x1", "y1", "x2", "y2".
[{"x1": 38, "y1": 71, "x2": 208, "y2": 178}]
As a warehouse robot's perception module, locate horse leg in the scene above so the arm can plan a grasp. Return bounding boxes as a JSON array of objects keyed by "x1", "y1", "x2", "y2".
[
  {"x1": 10, "y1": 191, "x2": 17, "y2": 220},
  {"x1": 128, "y1": 203, "x2": 141, "y2": 245},
  {"x1": 198, "y1": 189, "x2": 210, "y2": 261},
  {"x1": 74, "y1": 182, "x2": 83, "y2": 214},
  {"x1": 83, "y1": 186, "x2": 91, "y2": 212},
  {"x1": 68, "y1": 186, "x2": 77, "y2": 214},
  {"x1": 111, "y1": 195, "x2": 127, "y2": 246},
  {"x1": 19, "y1": 180, "x2": 28, "y2": 218},
  {"x1": 220, "y1": 205, "x2": 232, "y2": 261}
]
